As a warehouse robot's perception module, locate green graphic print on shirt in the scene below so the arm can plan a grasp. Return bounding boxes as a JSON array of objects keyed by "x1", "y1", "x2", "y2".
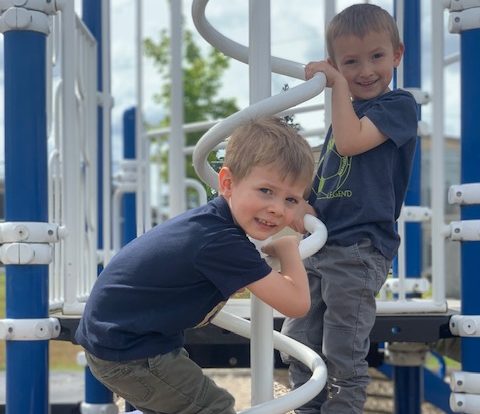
[{"x1": 312, "y1": 135, "x2": 352, "y2": 200}]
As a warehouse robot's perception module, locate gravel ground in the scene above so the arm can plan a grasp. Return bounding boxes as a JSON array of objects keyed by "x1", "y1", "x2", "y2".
[{"x1": 117, "y1": 368, "x2": 446, "y2": 413}]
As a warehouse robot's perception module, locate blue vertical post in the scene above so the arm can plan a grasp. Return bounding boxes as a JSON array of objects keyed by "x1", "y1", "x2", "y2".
[
  {"x1": 122, "y1": 107, "x2": 137, "y2": 246},
  {"x1": 459, "y1": 27, "x2": 480, "y2": 375},
  {"x1": 122, "y1": 107, "x2": 137, "y2": 413},
  {"x1": 82, "y1": 0, "x2": 115, "y2": 409},
  {"x1": 3, "y1": 30, "x2": 49, "y2": 414},
  {"x1": 392, "y1": 1, "x2": 423, "y2": 413}
]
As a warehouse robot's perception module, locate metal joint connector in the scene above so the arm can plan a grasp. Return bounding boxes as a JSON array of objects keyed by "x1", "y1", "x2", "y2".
[
  {"x1": 448, "y1": 220, "x2": 480, "y2": 241},
  {"x1": 400, "y1": 206, "x2": 432, "y2": 222},
  {"x1": 0, "y1": 0, "x2": 63, "y2": 14},
  {"x1": 450, "y1": 392, "x2": 480, "y2": 413},
  {"x1": 0, "y1": 317, "x2": 60, "y2": 340},
  {"x1": 0, "y1": 221, "x2": 66, "y2": 243},
  {"x1": 450, "y1": 315, "x2": 480, "y2": 337},
  {"x1": 449, "y1": 183, "x2": 480, "y2": 205},
  {"x1": 451, "y1": 371, "x2": 480, "y2": 393},
  {"x1": 444, "y1": 0, "x2": 480, "y2": 12},
  {"x1": 80, "y1": 402, "x2": 119, "y2": 414},
  {"x1": 403, "y1": 88, "x2": 430, "y2": 105},
  {"x1": 0, "y1": 242, "x2": 52, "y2": 264},
  {"x1": 0, "y1": 6, "x2": 49, "y2": 33},
  {"x1": 449, "y1": 8, "x2": 480, "y2": 33}
]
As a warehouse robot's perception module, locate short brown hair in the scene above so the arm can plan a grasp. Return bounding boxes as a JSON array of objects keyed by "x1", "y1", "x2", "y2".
[
  {"x1": 223, "y1": 116, "x2": 314, "y2": 189},
  {"x1": 326, "y1": 4, "x2": 401, "y2": 61}
]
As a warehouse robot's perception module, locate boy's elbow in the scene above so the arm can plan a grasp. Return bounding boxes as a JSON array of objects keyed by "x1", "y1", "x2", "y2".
[{"x1": 284, "y1": 297, "x2": 311, "y2": 318}]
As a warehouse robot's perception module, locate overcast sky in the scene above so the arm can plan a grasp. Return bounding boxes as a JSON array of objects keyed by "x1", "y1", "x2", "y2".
[{"x1": 0, "y1": 0, "x2": 461, "y2": 164}]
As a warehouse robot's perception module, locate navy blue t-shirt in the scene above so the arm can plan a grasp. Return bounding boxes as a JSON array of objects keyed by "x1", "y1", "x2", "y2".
[
  {"x1": 309, "y1": 89, "x2": 418, "y2": 260},
  {"x1": 75, "y1": 196, "x2": 272, "y2": 361}
]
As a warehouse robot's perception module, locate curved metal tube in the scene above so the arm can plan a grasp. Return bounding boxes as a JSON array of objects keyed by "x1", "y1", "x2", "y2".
[
  {"x1": 192, "y1": 0, "x2": 306, "y2": 80},
  {"x1": 212, "y1": 311, "x2": 327, "y2": 414},
  {"x1": 192, "y1": 73, "x2": 326, "y2": 191}
]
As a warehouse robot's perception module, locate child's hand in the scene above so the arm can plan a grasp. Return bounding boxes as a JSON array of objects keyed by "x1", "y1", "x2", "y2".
[
  {"x1": 261, "y1": 235, "x2": 299, "y2": 258},
  {"x1": 289, "y1": 200, "x2": 317, "y2": 234},
  {"x1": 305, "y1": 60, "x2": 343, "y2": 88}
]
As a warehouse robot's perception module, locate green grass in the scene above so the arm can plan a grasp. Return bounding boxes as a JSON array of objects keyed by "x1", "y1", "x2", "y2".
[{"x1": 0, "y1": 272, "x2": 82, "y2": 371}]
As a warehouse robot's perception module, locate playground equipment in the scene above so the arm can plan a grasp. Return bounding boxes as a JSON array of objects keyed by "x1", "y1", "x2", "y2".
[{"x1": 0, "y1": 0, "x2": 480, "y2": 413}]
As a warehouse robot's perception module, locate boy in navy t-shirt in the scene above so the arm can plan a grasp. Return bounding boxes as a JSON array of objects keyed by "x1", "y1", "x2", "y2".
[
  {"x1": 281, "y1": 4, "x2": 418, "y2": 414},
  {"x1": 75, "y1": 116, "x2": 315, "y2": 413}
]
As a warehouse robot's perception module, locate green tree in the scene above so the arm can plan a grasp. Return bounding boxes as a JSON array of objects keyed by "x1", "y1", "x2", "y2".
[{"x1": 144, "y1": 28, "x2": 239, "y2": 202}]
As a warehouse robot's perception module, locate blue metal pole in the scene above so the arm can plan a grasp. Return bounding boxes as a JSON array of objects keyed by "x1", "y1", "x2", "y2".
[
  {"x1": 393, "y1": 366, "x2": 424, "y2": 413},
  {"x1": 4, "y1": 31, "x2": 49, "y2": 414},
  {"x1": 82, "y1": 0, "x2": 114, "y2": 407},
  {"x1": 392, "y1": 1, "x2": 423, "y2": 413},
  {"x1": 122, "y1": 107, "x2": 137, "y2": 413},
  {"x1": 459, "y1": 28, "x2": 480, "y2": 374},
  {"x1": 122, "y1": 107, "x2": 137, "y2": 246}
]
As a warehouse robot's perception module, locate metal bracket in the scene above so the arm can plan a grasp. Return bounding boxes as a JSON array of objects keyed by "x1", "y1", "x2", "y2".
[
  {"x1": 450, "y1": 392, "x2": 480, "y2": 413},
  {"x1": 0, "y1": 221, "x2": 66, "y2": 243},
  {"x1": 0, "y1": 242, "x2": 52, "y2": 264},
  {"x1": 451, "y1": 371, "x2": 480, "y2": 393},
  {"x1": 449, "y1": 183, "x2": 480, "y2": 205},
  {"x1": 400, "y1": 206, "x2": 432, "y2": 222},
  {"x1": 0, "y1": 0, "x2": 63, "y2": 14},
  {"x1": 450, "y1": 315, "x2": 480, "y2": 337},
  {"x1": 403, "y1": 87, "x2": 430, "y2": 105},
  {"x1": 0, "y1": 317, "x2": 60, "y2": 340},
  {"x1": 448, "y1": 220, "x2": 480, "y2": 241},
  {"x1": 385, "y1": 342, "x2": 429, "y2": 366},
  {"x1": 444, "y1": 0, "x2": 480, "y2": 11},
  {"x1": 0, "y1": 7, "x2": 49, "y2": 33},
  {"x1": 80, "y1": 402, "x2": 119, "y2": 414},
  {"x1": 449, "y1": 8, "x2": 480, "y2": 33}
]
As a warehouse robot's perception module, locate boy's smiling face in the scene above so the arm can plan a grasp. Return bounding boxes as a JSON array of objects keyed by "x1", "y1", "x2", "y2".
[
  {"x1": 219, "y1": 165, "x2": 307, "y2": 240},
  {"x1": 330, "y1": 31, "x2": 404, "y2": 101}
]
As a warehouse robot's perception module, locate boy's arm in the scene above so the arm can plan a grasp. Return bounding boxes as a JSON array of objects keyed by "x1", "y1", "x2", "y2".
[
  {"x1": 246, "y1": 236, "x2": 310, "y2": 318},
  {"x1": 306, "y1": 61, "x2": 386, "y2": 156}
]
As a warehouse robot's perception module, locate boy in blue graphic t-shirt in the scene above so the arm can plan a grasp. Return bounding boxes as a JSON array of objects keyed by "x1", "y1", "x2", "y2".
[
  {"x1": 75, "y1": 116, "x2": 315, "y2": 413},
  {"x1": 281, "y1": 4, "x2": 418, "y2": 414}
]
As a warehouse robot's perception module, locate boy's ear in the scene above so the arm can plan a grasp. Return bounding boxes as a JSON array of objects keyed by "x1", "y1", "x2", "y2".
[
  {"x1": 218, "y1": 166, "x2": 233, "y2": 197},
  {"x1": 393, "y1": 43, "x2": 405, "y2": 67}
]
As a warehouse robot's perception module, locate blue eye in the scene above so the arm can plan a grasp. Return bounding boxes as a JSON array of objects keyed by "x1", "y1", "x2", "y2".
[
  {"x1": 286, "y1": 197, "x2": 299, "y2": 205},
  {"x1": 373, "y1": 53, "x2": 384, "y2": 60},
  {"x1": 344, "y1": 59, "x2": 356, "y2": 65},
  {"x1": 259, "y1": 188, "x2": 272, "y2": 195}
]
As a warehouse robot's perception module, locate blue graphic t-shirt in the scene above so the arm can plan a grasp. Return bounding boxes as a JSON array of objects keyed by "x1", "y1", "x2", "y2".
[
  {"x1": 75, "y1": 196, "x2": 271, "y2": 361},
  {"x1": 309, "y1": 89, "x2": 418, "y2": 260}
]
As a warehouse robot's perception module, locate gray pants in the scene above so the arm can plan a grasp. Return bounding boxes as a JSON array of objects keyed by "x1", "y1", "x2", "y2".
[
  {"x1": 85, "y1": 348, "x2": 235, "y2": 414},
  {"x1": 281, "y1": 239, "x2": 390, "y2": 414}
]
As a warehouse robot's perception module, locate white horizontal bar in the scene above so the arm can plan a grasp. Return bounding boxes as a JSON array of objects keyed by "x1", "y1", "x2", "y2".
[
  {"x1": 0, "y1": 317, "x2": 60, "y2": 340},
  {"x1": 449, "y1": 183, "x2": 480, "y2": 205},
  {"x1": 451, "y1": 371, "x2": 480, "y2": 393},
  {"x1": 450, "y1": 315, "x2": 480, "y2": 337},
  {"x1": 450, "y1": 392, "x2": 480, "y2": 413}
]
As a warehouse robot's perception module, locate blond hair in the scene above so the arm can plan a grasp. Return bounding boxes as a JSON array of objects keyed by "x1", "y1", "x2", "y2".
[
  {"x1": 224, "y1": 116, "x2": 314, "y2": 188},
  {"x1": 326, "y1": 4, "x2": 401, "y2": 61}
]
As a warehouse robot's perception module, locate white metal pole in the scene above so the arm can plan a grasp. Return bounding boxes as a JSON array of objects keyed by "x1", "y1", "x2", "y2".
[
  {"x1": 249, "y1": 0, "x2": 274, "y2": 405},
  {"x1": 61, "y1": 0, "x2": 81, "y2": 312},
  {"x1": 395, "y1": 0, "x2": 404, "y2": 89},
  {"x1": 102, "y1": 0, "x2": 112, "y2": 265},
  {"x1": 169, "y1": 0, "x2": 186, "y2": 216},
  {"x1": 431, "y1": 0, "x2": 446, "y2": 305},
  {"x1": 135, "y1": 0, "x2": 147, "y2": 235},
  {"x1": 323, "y1": 1, "x2": 335, "y2": 128}
]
